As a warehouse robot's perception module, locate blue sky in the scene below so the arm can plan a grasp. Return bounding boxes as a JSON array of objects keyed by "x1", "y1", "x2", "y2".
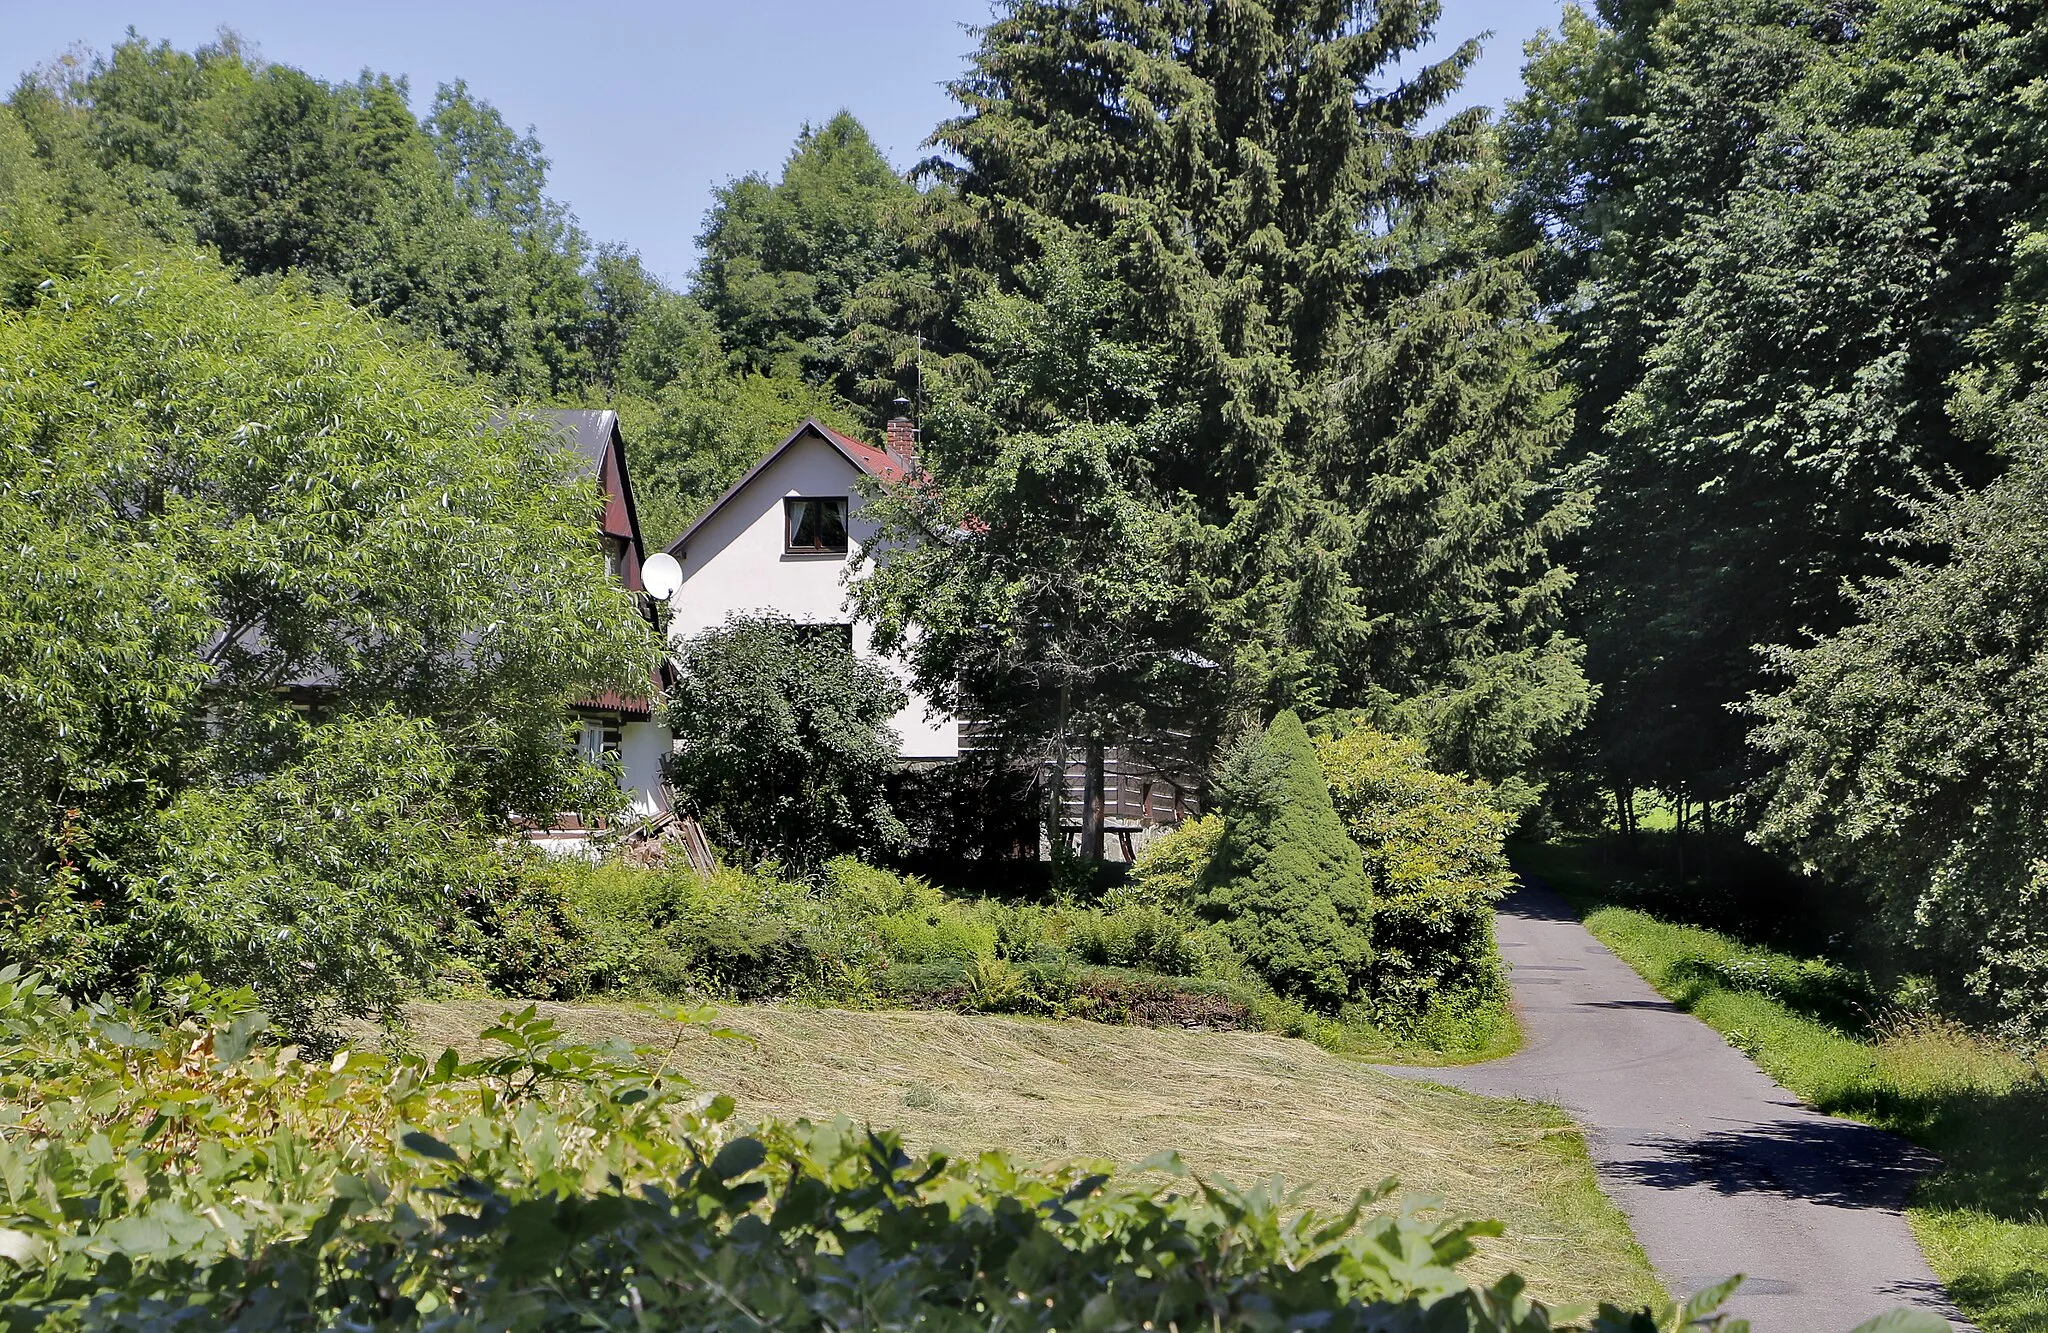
[{"x1": 4, "y1": 1, "x2": 1570, "y2": 288}]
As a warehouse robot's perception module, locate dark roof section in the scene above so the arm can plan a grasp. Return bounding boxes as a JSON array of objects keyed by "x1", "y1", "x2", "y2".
[
  {"x1": 546, "y1": 408, "x2": 619, "y2": 477},
  {"x1": 535, "y1": 408, "x2": 648, "y2": 573},
  {"x1": 536, "y1": 408, "x2": 668, "y2": 703},
  {"x1": 664, "y1": 417, "x2": 903, "y2": 558}
]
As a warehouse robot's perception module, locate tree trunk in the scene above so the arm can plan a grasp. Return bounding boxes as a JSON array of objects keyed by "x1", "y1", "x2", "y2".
[
  {"x1": 1046, "y1": 679, "x2": 1072, "y2": 861},
  {"x1": 1080, "y1": 737, "x2": 1107, "y2": 862}
]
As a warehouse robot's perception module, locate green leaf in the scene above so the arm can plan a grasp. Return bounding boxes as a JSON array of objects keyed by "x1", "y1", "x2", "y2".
[
  {"x1": 1676, "y1": 1275, "x2": 1743, "y2": 1326},
  {"x1": 709, "y1": 1136, "x2": 766, "y2": 1181},
  {"x1": 1843, "y1": 1312, "x2": 1951, "y2": 1333},
  {"x1": 400, "y1": 1131, "x2": 461, "y2": 1163}
]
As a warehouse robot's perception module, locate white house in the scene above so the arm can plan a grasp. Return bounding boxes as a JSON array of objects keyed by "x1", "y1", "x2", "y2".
[
  {"x1": 547, "y1": 409, "x2": 673, "y2": 819},
  {"x1": 660, "y1": 416, "x2": 961, "y2": 760}
]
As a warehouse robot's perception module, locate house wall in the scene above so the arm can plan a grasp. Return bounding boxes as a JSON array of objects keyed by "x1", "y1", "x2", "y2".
[
  {"x1": 669, "y1": 432, "x2": 960, "y2": 759},
  {"x1": 620, "y1": 720, "x2": 671, "y2": 817}
]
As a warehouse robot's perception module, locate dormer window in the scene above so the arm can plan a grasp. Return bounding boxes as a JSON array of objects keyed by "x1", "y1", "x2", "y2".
[{"x1": 786, "y1": 497, "x2": 848, "y2": 554}]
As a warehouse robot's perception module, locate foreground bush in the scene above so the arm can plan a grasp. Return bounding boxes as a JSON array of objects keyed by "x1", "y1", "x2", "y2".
[{"x1": 0, "y1": 967, "x2": 1931, "y2": 1333}]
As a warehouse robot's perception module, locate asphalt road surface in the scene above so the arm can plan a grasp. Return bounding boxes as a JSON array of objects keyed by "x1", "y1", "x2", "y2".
[{"x1": 1379, "y1": 881, "x2": 1969, "y2": 1331}]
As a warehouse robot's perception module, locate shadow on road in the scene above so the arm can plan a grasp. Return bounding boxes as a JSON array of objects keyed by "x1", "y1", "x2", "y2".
[{"x1": 1611, "y1": 1112, "x2": 1934, "y2": 1213}]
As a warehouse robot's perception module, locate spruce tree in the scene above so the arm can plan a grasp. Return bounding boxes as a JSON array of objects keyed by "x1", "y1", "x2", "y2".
[
  {"x1": 854, "y1": 229, "x2": 1204, "y2": 855},
  {"x1": 892, "y1": 0, "x2": 1591, "y2": 785},
  {"x1": 1323, "y1": 151, "x2": 1593, "y2": 797},
  {"x1": 1197, "y1": 710, "x2": 1374, "y2": 1010}
]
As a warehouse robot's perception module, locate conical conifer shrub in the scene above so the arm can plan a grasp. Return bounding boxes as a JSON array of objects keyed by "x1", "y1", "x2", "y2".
[{"x1": 1197, "y1": 711, "x2": 1373, "y2": 1010}]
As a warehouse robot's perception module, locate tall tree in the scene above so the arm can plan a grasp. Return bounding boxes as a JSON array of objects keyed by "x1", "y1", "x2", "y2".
[
  {"x1": 0, "y1": 254, "x2": 652, "y2": 1025},
  {"x1": 856, "y1": 231, "x2": 1204, "y2": 853},
  {"x1": 424, "y1": 78, "x2": 596, "y2": 392},
  {"x1": 1506, "y1": 0, "x2": 2048, "y2": 806},
  {"x1": 1749, "y1": 406, "x2": 2048, "y2": 1041},
  {"x1": 4, "y1": 35, "x2": 661, "y2": 398},
  {"x1": 877, "y1": 0, "x2": 1590, "y2": 789},
  {"x1": 585, "y1": 243, "x2": 702, "y2": 400},
  {"x1": 693, "y1": 111, "x2": 921, "y2": 403}
]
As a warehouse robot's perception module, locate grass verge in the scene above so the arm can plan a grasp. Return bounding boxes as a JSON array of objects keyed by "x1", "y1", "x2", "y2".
[
  {"x1": 1516, "y1": 840, "x2": 2048, "y2": 1333},
  {"x1": 409, "y1": 996, "x2": 1658, "y2": 1309}
]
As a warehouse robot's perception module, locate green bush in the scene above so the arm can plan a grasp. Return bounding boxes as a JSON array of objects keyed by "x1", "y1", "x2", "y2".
[
  {"x1": 823, "y1": 854, "x2": 946, "y2": 916},
  {"x1": 1064, "y1": 902, "x2": 1197, "y2": 973},
  {"x1": 1317, "y1": 723, "x2": 1513, "y2": 1018},
  {"x1": 1197, "y1": 711, "x2": 1375, "y2": 1010},
  {"x1": 871, "y1": 902, "x2": 1001, "y2": 964},
  {"x1": 469, "y1": 845, "x2": 1488, "y2": 1054},
  {"x1": 451, "y1": 855, "x2": 614, "y2": 1000},
  {"x1": 0, "y1": 255, "x2": 652, "y2": 1031},
  {"x1": 1116, "y1": 812, "x2": 1223, "y2": 907},
  {"x1": 143, "y1": 711, "x2": 497, "y2": 1046},
  {"x1": 0, "y1": 969, "x2": 1931, "y2": 1333},
  {"x1": 664, "y1": 613, "x2": 908, "y2": 869},
  {"x1": 558, "y1": 861, "x2": 873, "y2": 1001}
]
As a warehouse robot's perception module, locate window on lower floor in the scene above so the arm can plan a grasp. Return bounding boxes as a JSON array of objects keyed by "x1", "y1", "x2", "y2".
[
  {"x1": 786, "y1": 496, "x2": 848, "y2": 553},
  {"x1": 572, "y1": 719, "x2": 622, "y2": 761}
]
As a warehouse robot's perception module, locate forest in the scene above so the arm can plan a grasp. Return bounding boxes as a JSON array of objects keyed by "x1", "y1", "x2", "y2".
[{"x1": 2, "y1": 1, "x2": 2046, "y2": 1328}]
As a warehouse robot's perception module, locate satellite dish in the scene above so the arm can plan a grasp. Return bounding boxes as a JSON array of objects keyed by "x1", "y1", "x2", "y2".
[{"x1": 640, "y1": 552, "x2": 683, "y2": 602}]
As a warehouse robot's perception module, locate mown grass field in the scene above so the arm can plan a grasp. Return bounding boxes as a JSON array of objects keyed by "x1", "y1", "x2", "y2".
[
  {"x1": 409, "y1": 998, "x2": 1661, "y2": 1309},
  {"x1": 1518, "y1": 841, "x2": 2048, "y2": 1333}
]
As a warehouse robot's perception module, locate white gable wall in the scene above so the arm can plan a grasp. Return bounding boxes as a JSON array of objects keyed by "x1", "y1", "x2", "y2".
[
  {"x1": 619, "y1": 720, "x2": 671, "y2": 817},
  {"x1": 668, "y1": 432, "x2": 960, "y2": 759}
]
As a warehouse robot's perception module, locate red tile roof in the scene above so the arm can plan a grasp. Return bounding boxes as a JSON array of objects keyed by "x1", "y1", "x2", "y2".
[{"x1": 816, "y1": 422, "x2": 909, "y2": 483}]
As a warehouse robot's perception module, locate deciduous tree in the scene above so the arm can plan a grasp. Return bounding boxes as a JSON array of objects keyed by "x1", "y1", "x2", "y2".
[
  {"x1": 1507, "y1": 0, "x2": 2048, "y2": 806},
  {"x1": 694, "y1": 111, "x2": 921, "y2": 404},
  {"x1": 1749, "y1": 410, "x2": 2048, "y2": 1041},
  {"x1": 0, "y1": 254, "x2": 653, "y2": 1026}
]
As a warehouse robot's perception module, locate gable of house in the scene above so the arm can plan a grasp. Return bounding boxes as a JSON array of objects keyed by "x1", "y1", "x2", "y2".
[
  {"x1": 662, "y1": 417, "x2": 958, "y2": 760},
  {"x1": 549, "y1": 408, "x2": 649, "y2": 593},
  {"x1": 663, "y1": 417, "x2": 903, "y2": 564}
]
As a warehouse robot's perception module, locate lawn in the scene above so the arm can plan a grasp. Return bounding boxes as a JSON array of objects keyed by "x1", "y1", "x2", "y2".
[
  {"x1": 1517, "y1": 840, "x2": 2048, "y2": 1333},
  {"x1": 409, "y1": 997, "x2": 1661, "y2": 1310}
]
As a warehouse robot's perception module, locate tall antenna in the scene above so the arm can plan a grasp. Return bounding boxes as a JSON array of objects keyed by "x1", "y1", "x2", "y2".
[{"x1": 916, "y1": 330, "x2": 924, "y2": 424}]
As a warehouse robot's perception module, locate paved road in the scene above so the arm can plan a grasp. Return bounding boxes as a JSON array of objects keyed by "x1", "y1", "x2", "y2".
[{"x1": 1379, "y1": 882, "x2": 1968, "y2": 1331}]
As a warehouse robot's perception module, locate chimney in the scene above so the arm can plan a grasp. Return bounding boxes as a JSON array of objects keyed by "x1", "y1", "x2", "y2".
[{"x1": 885, "y1": 406, "x2": 918, "y2": 470}]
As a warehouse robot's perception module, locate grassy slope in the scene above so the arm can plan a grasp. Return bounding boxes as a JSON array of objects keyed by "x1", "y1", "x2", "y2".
[
  {"x1": 411, "y1": 997, "x2": 1660, "y2": 1309},
  {"x1": 1517, "y1": 841, "x2": 2048, "y2": 1333}
]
